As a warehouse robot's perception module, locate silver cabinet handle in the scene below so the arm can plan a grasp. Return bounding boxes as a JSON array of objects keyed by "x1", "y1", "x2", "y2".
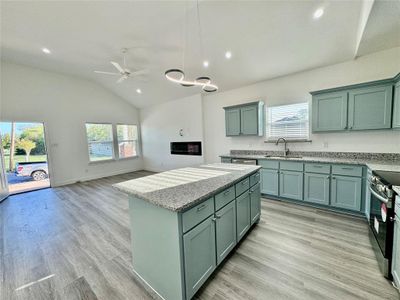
[
  {"x1": 212, "y1": 217, "x2": 217, "y2": 222},
  {"x1": 197, "y1": 204, "x2": 207, "y2": 211},
  {"x1": 224, "y1": 190, "x2": 231, "y2": 195},
  {"x1": 332, "y1": 176, "x2": 336, "y2": 180},
  {"x1": 242, "y1": 181, "x2": 247, "y2": 185},
  {"x1": 313, "y1": 165, "x2": 323, "y2": 168},
  {"x1": 215, "y1": 214, "x2": 222, "y2": 219},
  {"x1": 326, "y1": 176, "x2": 330, "y2": 179},
  {"x1": 255, "y1": 173, "x2": 260, "y2": 177},
  {"x1": 341, "y1": 167, "x2": 354, "y2": 170}
]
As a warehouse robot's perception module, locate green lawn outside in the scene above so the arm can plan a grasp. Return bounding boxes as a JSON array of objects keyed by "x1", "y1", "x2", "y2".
[{"x1": 4, "y1": 155, "x2": 47, "y2": 172}]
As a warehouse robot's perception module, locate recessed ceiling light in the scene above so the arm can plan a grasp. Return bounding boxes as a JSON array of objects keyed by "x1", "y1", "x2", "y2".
[
  {"x1": 313, "y1": 8, "x2": 324, "y2": 19},
  {"x1": 42, "y1": 48, "x2": 51, "y2": 54},
  {"x1": 225, "y1": 51, "x2": 232, "y2": 59},
  {"x1": 203, "y1": 60, "x2": 209, "y2": 68},
  {"x1": 136, "y1": 88, "x2": 142, "y2": 94}
]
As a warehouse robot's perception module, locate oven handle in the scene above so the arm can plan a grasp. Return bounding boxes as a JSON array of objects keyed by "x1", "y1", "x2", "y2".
[{"x1": 369, "y1": 185, "x2": 389, "y2": 204}]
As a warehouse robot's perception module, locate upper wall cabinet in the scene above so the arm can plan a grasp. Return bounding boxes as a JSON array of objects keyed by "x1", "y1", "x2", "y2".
[
  {"x1": 312, "y1": 91, "x2": 348, "y2": 132},
  {"x1": 311, "y1": 73, "x2": 400, "y2": 132},
  {"x1": 348, "y1": 85, "x2": 392, "y2": 130},
  {"x1": 224, "y1": 101, "x2": 264, "y2": 136},
  {"x1": 393, "y1": 76, "x2": 400, "y2": 129}
]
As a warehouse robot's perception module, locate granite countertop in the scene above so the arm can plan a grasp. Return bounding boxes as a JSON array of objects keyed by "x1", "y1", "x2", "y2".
[
  {"x1": 113, "y1": 163, "x2": 261, "y2": 212},
  {"x1": 220, "y1": 154, "x2": 400, "y2": 172}
]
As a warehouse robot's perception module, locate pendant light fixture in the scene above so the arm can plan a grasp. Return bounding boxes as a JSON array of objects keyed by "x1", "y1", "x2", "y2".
[{"x1": 165, "y1": 0, "x2": 218, "y2": 92}]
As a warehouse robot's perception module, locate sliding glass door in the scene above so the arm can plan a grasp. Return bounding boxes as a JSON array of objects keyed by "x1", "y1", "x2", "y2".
[{"x1": 0, "y1": 131, "x2": 9, "y2": 202}]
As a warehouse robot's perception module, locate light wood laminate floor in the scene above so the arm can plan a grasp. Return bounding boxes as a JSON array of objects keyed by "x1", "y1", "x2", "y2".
[{"x1": 0, "y1": 171, "x2": 398, "y2": 300}]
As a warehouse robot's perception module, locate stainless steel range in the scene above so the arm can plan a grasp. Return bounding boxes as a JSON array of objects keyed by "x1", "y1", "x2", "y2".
[{"x1": 369, "y1": 170, "x2": 399, "y2": 279}]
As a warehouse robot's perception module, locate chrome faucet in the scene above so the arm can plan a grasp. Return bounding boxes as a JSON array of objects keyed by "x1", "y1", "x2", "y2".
[{"x1": 275, "y1": 138, "x2": 289, "y2": 157}]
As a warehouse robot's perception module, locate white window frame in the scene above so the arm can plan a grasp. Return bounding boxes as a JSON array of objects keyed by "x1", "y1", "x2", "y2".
[
  {"x1": 265, "y1": 102, "x2": 310, "y2": 142},
  {"x1": 85, "y1": 122, "x2": 115, "y2": 163},
  {"x1": 116, "y1": 124, "x2": 139, "y2": 160}
]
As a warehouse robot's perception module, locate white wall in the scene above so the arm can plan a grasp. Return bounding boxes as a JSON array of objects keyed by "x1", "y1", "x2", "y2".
[
  {"x1": 203, "y1": 47, "x2": 400, "y2": 163},
  {"x1": 0, "y1": 61, "x2": 143, "y2": 186},
  {"x1": 140, "y1": 94, "x2": 204, "y2": 172}
]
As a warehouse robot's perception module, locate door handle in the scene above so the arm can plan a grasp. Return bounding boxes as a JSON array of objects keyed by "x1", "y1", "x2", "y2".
[{"x1": 197, "y1": 204, "x2": 207, "y2": 211}]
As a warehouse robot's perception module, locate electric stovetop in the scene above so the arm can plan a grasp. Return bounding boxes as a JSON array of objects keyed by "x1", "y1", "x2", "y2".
[{"x1": 374, "y1": 170, "x2": 400, "y2": 186}]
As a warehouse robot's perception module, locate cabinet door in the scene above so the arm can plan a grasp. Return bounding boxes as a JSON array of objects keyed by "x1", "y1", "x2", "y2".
[
  {"x1": 312, "y1": 92, "x2": 348, "y2": 132},
  {"x1": 183, "y1": 216, "x2": 216, "y2": 299},
  {"x1": 392, "y1": 214, "x2": 400, "y2": 288},
  {"x1": 240, "y1": 105, "x2": 258, "y2": 135},
  {"x1": 304, "y1": 173, "x2": 330, "y2": 205},
  {"x1": 236, "y1": 191, "x2": 251, "y2": 241},
  {"x1": 225, "y1": 108, "x2": 241, "y2": 136},
  {"x1": 250, "y1": 182, "x2": 261, "y2": 225},
  {"x1": 215, "y1": 201, "x2": 237, "y2": 265},
  {"x1": 393, "y1": 81, "x2": 400, "y2": 129},
  {"x1": 279, "y1": 171, "x2": 303, "y2": 201},
  {"x1": 330, "y1": 175, "x2": 362, "y2": 211},
  {"x1": 348, "y1": 85, "x2": 393, "y2": 130},
  {"x1": 260, "y1": 168, "x2": 279, "y2": 196}
]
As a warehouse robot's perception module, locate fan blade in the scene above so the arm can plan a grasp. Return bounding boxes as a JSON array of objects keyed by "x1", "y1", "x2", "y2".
[
  {"x1": 130, "y1": 69, "x2": 148, "y2": 76},
  {"x1": 111, "y1": 61, "x2": 125, "y2": 73},
  {"x1": 116, "y1": 76, "x2": 126, "y2": 83},
  {"x1": 94, "y1": 71, "x2": 120, "y2": 75}
]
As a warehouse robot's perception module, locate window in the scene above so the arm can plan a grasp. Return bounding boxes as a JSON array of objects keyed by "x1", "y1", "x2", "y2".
[
  {"x1": 266, "y1": 102, "x2": 309, "y2": 141},
  {"x1": 85, "y1": 123, "x2": 114, "y2": 161},
  {"x1": 117, "y1": 124, "x2": 138, "y2": 158}
]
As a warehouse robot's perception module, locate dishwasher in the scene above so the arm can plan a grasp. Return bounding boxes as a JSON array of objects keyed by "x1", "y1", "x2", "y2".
[{"x1": 231, "y1": 158, "x2": 257, "y2": 165}]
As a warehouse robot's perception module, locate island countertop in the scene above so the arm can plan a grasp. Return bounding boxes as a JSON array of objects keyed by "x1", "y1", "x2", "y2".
[{"x1": 113, "y1": 163, "x2": 261, "y2": 212}]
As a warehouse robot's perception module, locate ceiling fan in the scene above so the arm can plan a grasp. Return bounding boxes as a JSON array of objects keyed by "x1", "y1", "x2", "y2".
[{"x1": 94, "y1": 48, "x2": 147, "y2": 83}]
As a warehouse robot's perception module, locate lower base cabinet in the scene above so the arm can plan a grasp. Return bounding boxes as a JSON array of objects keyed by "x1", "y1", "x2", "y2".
[
  {"x1": 250, "y1": 182, "x2": 261, "y2": 224},
  {"x1": 261, "y1": 168, "x2": 279, "y2": 195},
  {"x1": 279, "y1": 170, "x2": 303, "y2": 200},
  {"x1": 330, "y1": 175, "x2": 362, "y2": 211},
  {"x1": 183, "y1": 216, "x2": 216, "y2": 299},
  {"x1": 215, "y1": 201, "x2": 237, "y2": 264},
  {"x1": 236, "y1": 191, "x2": 251, "y2": 241},
  {"x1": 304, "y1": 173, "x2": 330, "y2": 205}
]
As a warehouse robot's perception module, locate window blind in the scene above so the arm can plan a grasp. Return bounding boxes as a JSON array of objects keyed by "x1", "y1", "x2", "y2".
[{"x1": 266, "y1": 102, "x2": 309, "y2": 140}]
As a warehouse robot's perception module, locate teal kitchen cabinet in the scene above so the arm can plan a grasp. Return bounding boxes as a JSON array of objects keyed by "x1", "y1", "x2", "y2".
[
  {"x1": 236, "y1": 191, "x2": 251, "y2": 241},
  {"x1": 215, "y1": 200, "x2": 237, "y2": 265},
  {"x1": 304, "y1": 173, "x2": 330, "y2": 205},
  {"x1": 225, "y1": 108, "x2": 241, "y2": 136},
  {"x1": 330, "y1": 175, "x2": 362, "y2": 211},
  {"x1": 224, "y1": 101, "x2": 264, "y2": 136},
  {"x1": 250, "y1": 182, "x2": 261, "y2": 225},
  {"x1": 279, "y1": 170, "x2": 303, "y2": 201},
  {"x1": 392, "y1": 201, "x2": 400, "y2": 288},
  {"x1": 393, "y1": 79, "x2": 400, "y2": 129},
  {"x1": 183, "y1": 215, "x2": 217, "y2": 299},
  {"x1": 260, "y1": 168, "x2": 279, "y2": 196},
  {"x1": 312, "y1": 91, "x2": 348, "y2": 132},
  {"x1": 240, "y1": 105, "x2": 258, "y2": 135},
  {"x1": 348, "y1": 84, "x2": 393, "y2": 130}
]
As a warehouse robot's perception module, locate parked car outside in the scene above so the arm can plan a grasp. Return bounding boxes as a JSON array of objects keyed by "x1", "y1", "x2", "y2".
[{"x1": 16, "y1": 161, "x2": 48, "y2": 181}]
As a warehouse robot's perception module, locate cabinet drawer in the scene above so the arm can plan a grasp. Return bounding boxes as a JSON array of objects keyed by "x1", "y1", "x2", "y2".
[
  {"x1": 280, "y1": 161, "x2": 303, "y2": 172},
  {"x1": 304, "y1": 163, "x2": 330, "y2": 174},
  {"x1": 235, "y1": 177, "x2": 250, "y2": 197},
  {"x1": 215, "y1": 186, "x2": 235, "y2": 211},
  {"x1": 182, "y1": 197, "x2": 215, "y2": 233},
  {"x1": 249, "y1": 172, "x2": 260, "y2": 187},
  {"x1": 258, "y1": 160, "x2": 279, "y2": 169},
  {"x1": 332, "y1": 165, "x2": 362, "y2": 177}
]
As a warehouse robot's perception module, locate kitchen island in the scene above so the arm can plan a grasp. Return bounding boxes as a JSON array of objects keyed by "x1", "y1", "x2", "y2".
[{"x1": 114, "y1": 163, "x2": 262, "y2": 300}]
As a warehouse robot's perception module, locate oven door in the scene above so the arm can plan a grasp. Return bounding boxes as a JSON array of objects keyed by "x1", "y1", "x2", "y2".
[{"x1": 369, "y1": 184, "x2": 394, "y2": 277}]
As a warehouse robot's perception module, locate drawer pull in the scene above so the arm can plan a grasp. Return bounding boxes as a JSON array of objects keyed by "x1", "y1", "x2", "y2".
[
  {"x1": 255, "y1": 173, "x2": 260, "y2": 177},
  {"x1": 215, "y1": 214, "x2": 222, "y2": 219},
  {"x1": 242, "y1": 181, "x2": 247, "y2": 185},
  {"x1": 197, "y1": 204, "x2": 207, "y2": 212},
  {"x1": 224, "y1": 189, "x2": 231, "y2": 195},
  {"x1": 326, "y1": 176, "x2": 330, "y2": 179},
  {"x1": 341, "y1": 167, "x2": 354, "y2": 170},
  {"x1": 313, "y1": 165, "x2": 323, "y2": 168}
]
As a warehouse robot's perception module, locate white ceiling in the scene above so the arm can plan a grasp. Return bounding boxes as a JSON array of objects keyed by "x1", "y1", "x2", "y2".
[{"x1": 1, "y1": 1, "x2": 399, "y2": 108}]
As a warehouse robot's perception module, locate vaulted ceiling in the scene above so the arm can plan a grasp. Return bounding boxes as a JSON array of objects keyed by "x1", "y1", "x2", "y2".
[{"x1": 1, "y1": 1, "x2": 399, "y2": 108}]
